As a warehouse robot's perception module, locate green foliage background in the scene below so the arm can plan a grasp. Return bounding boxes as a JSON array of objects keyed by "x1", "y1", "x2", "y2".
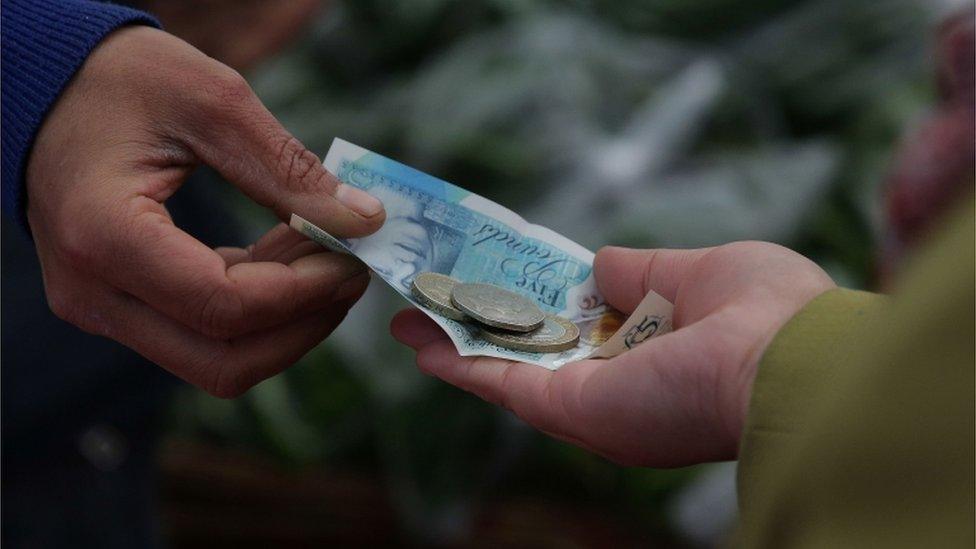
[{"x1": 168, "y1": 0, "x2": 946, "y2": 543}]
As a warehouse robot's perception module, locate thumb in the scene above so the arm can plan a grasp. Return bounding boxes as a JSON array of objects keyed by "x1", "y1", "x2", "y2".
[
  {"x1": 593, "y1": 246, "x2": 712, "y2": 313},
  {"x1": 185, "y1": 70, "x2": 385, "y2": 237}
]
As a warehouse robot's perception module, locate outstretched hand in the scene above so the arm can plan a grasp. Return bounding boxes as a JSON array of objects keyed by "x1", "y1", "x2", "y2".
[
  {"x1": 392, "y1": 243, "x2": 834, "y2": 466},
  {"x1": 26, "y1": 27, "x2": 386, "y2": 397}
]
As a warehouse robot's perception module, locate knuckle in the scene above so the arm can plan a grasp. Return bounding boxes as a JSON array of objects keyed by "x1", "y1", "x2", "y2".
[
  {"x1": 197, "y1": 282, "x2": 247, "y2": 339},
  {"x1": 57, "y1": 225, "x2": 96, "y2": 270},
  {"x1": 45, "y1": 285, "x2": 111, "y2": 338},
  {"x1": 209, "y1": 66, "x2": 253, "y2": 107},
  {"x1": 639, "y1": 249, "x2": 662, "y2": 293},
  {"x1": 273, "y1": 136, "x2": 333, "y2": 194},
  {"x1": 46, "y1": 286, "x2": 79, "y2": 325},
  {"x1": 199, "y1": 66, "x2": 255, "y2": 121},
  {"x1": 496, "y1": 363, "x2": 520, "y2": 412},
  {"x1": 552, "y1": 372, "x2": 582, "y2": 423},
  {"x1": 201, "y1": 355, "x2": 253, "y2": 399},
  {"x1": 208, "y1": 372, "x2": 248, "y2": 399},
  {"x1": 207, "y1": 377, "x2": 248, "y2": 399}
]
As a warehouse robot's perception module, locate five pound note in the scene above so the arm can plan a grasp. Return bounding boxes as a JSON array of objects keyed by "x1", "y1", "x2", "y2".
[{"x1": 291, "y1": 138, "x2": 674, "y2": 370}]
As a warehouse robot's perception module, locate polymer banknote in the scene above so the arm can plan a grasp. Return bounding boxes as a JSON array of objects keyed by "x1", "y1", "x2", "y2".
[{"x1": 291, "y1": 138, "x2": 673, "y2": 370}]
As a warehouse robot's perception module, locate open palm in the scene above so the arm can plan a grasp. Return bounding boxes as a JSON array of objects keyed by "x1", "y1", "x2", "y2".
[{"x1": 392, "y1": 243, "x2": 834, "y2": 467}]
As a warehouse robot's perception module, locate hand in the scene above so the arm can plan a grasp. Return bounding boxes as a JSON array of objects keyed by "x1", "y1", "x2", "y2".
[
  {"x1": 26, "y1": 27, "x2": 386, "y2": 398},
  {"x1": 392, "y1": 243, "x2": 835, "y2": 466}
]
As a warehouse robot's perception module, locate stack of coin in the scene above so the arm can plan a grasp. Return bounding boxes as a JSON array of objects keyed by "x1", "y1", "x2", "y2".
[{"x1": 411, "y1": 272, "x2": 580, "y2": 353}]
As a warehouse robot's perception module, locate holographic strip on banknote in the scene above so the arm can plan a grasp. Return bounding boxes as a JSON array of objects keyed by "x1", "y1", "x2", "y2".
[{"x1": 290, "y1": 138, "x2": 673, "y2": 369}]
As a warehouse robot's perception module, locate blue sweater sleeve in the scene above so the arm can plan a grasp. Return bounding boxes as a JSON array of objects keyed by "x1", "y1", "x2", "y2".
[{"x1": 1, "y1": 0, "x2": 159, "y2": 232}]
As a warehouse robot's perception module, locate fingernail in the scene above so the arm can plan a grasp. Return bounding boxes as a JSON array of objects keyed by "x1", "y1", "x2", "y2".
[
  {"x1": 336, "y1": 183, "x2": 383, "y2": 217},
  {"x1": 335, "y1": 272, "x2": 370, "y2": 301}
]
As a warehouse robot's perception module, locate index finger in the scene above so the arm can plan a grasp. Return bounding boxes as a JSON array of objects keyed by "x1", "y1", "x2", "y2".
[
  {"x1": 182, "y1": 68, "x2": 385, "y2": 238},
  {"x1": 97, "y1": 203, "x2": 369, "y2": 339}
]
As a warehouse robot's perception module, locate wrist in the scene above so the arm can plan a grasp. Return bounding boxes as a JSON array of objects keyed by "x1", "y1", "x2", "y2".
[
  {"x1": 722, "y1": 284, "x2": 838, "y2": 455},
  {"x1": 4, "y1": 1, "x2": 159, "y2": 232}
]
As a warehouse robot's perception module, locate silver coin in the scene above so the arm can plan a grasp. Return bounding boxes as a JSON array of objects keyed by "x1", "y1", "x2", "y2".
[
  {"x1": 411, "y1": 272, "x2": 468, "y2": 321},
  {"x1": 450, "y1": 283, "x2": 545, "y2": 332},
  {"x1": 480, "y1": 314, "x2": 580, "y2": 353}
]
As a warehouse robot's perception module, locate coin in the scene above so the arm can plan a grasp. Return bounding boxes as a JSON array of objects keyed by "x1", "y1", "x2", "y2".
[
  {"x1": 480, "y1": 314, "x2": 580, "y2": 353},
  {"x1": 450, "y1": 283, "x2": 545, "y2": 332},
  {"x1": 411, "y1": 272, "x2": 468, "y2": 321}
]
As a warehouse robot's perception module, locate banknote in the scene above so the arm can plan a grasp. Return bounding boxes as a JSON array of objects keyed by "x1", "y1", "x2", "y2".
[{"x1": 291, "y1": 138, "x2": 673, "y2": 370}]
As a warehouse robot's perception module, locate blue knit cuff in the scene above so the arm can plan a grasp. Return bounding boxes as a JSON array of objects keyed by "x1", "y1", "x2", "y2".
[{"x1": 1, "y1": 0, "x2": 160, "y2": 234}]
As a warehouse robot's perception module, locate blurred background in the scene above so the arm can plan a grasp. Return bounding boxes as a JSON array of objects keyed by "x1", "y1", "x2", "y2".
[{"x1": 3, "y1": 0, "x2": 971, "y2": 547}]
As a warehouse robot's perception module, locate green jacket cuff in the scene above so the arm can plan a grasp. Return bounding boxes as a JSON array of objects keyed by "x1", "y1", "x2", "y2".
[{"x1": 736, "y1": 288, "x2": 886, "y2": 506}]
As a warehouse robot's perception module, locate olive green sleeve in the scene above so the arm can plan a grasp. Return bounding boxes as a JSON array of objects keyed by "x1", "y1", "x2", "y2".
[
  {"x1": 735, "y1": 288, "x2": 887, "y2": 521},
  {"x1": 734, "y1": 199, "x2": 974, "y2": 548}
]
